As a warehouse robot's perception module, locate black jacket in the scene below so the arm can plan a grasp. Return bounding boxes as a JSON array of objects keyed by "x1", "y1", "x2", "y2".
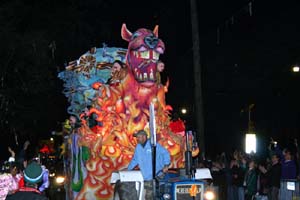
[
  {"x1": 231, "y1": 165, "x2": 245, "y2": 187},
  {"x1": 267, "y1": 163, "x2": 281, "y2": 188},
  {"x1": 6, "y1": 191, "x2": 48, "y2": 200}
]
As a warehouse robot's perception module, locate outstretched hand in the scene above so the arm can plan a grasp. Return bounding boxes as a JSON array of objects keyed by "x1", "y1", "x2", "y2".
[
  {"x1": 24, "y1": 140, "x2": 30, "y2": 150},
  {"x1": 8, "y1": 147, "x2": 15, "y2": 158}
]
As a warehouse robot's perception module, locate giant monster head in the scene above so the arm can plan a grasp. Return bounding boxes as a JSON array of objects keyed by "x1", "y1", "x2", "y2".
[{"x1": 121, "y1": 24, "x2": 165, "y2": 87}]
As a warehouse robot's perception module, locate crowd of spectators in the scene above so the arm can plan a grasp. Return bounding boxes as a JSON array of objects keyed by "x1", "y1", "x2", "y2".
[
  {"x1": 0, "y1": 141, "x2": 49, "y2": 200},
  {"x1": 201, "y1": 138, "x2": 300, "y2": 200},
  {"x1": 2, "y1": 133, "x2": 299, "y2": 200}
]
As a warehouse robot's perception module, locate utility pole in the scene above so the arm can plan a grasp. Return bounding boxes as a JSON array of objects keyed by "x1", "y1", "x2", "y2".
[{"x1": 190, "y1": 0, "x2": 205, "y2": 155}]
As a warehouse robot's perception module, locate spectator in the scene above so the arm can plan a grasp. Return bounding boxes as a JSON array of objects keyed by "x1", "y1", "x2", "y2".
[
  {"x1": 244, "y1": 159, "x2": 257, "y2": 200},
  {"x1": 259, "y1": 153, "x2": 281, "y2": 200},
  {"x1": 256, "y1": 160, "x2": 269, "y2": 195},
  {"x1": 294, "y1": 138, "x2": 300, "y2": 179},
  {"x1": 16, "y1": 141, "x2": 30, "y2": 169},
  {"x1": 31, "y1": 157, "x2": 50, "y2": 193},
  {"x1": 0, "y1": 162, "x2": 20, "y2": 200},
  {"x1": 211, "y1": 156, "x2": 226, "y2": 200},
  {"x1": 281, "y1": 148, "x2": 297, "y2": 179},
  {"x1": 270, "y1": 138, "x2": 297, "y2": 180},
  {"x1": 230, "y1": 158, "x2": 246, "y2": 200},
  {"x1": 6, "y1": 161, "x2": 48, "y2": 200}
]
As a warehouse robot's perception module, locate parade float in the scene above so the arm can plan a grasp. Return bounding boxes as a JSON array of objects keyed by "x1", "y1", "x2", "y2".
[{"x1": 58, "y1": 24, "x2": 198, "y2": 200}]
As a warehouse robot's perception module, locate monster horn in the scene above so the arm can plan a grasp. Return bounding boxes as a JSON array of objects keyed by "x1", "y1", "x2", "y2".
[
  {"x1": 153, "y1": 25, "x2": 159, "y2": 37},
  {"x1": 121, "y1": 23, "x2": 132, "y2": 42}
]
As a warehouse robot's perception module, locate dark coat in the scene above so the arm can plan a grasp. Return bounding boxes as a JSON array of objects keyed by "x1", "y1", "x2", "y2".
[
  {"x1": 244, "y1": 168, "x2": 257, "y2": 196},
  {"x1": 6, "y1": 190, "x2": 48, "y2": 200},
  {"x1": 231, "y1": 165, "x2": 245, "y2": 187},
  {"x1": 267, "y1": 163, "x2": 281, "y2": 188}
]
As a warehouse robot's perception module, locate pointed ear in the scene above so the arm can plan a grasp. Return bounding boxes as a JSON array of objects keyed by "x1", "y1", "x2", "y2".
[
  {"x1": 153, "y1": 25, "x2": 159, "y2": 37},
  {"x1": 121, "y1": 23, "x2": 132, "y2": 42}
]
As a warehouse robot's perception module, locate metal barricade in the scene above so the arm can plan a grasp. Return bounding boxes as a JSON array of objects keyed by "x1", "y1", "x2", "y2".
[{"x1": 280, "y1": 179, "x2": 300, "y2": 200}]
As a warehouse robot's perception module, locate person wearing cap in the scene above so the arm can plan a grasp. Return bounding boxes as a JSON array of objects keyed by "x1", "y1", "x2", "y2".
[
  {"x1": 30, "y1": 156, "x2": 49, "y2": 193},
  {"x1": 6, "y1": 161, "x2": 48, "y2": 200},
  {"x1": 127, "y1": 130, "x2": 170, "y2": 198}
]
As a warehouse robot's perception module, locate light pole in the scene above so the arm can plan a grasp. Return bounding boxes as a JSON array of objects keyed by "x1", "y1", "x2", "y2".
[{"x1": 190, "y1": 0, "x2": 205, "y2": 155}]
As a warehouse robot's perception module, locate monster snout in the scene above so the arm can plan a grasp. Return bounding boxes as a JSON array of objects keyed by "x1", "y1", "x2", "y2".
[{"x1": 144, "y1": 35, "x2": 158, "y2": 49}]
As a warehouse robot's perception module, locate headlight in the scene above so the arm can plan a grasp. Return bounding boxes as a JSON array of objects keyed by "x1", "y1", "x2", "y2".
[
  {"x1": 49, "y1": 173, "x2": 55, "y2": 177},
  {"x1": 55, "y1": 176, "x2": 65, "y2": 184},
  {"x1": 204, "y1": 190, "x2": 215, "y2": 200},
  {"x1": 162, "y1": 193, "x2": 171, "y2": 200}
]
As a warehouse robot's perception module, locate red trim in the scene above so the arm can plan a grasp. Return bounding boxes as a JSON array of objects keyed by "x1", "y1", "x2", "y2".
[{"x1": 18, "y1": 186, "x2": 41, "y2": 194}]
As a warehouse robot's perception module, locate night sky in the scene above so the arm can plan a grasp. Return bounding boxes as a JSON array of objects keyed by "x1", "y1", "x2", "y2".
[{"x1": 1, "y1": 0, "x2": 300, "y2": 160}]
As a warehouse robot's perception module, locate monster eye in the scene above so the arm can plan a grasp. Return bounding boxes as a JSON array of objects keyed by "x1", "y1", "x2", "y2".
[{"x1": 131, "y1": 32, "x2": 141, "y2": 40}]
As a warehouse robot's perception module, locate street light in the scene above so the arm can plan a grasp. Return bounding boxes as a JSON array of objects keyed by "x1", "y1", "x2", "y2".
[
  {"x1": 181, "y1": 108, "x2": 187, "y2": 114},
  {"x1": 292, "y1": 66, "x2": 299, "y2": 72},
  {"x1": 245, "y1": 133, "x2": 256, "y2": 154}
]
